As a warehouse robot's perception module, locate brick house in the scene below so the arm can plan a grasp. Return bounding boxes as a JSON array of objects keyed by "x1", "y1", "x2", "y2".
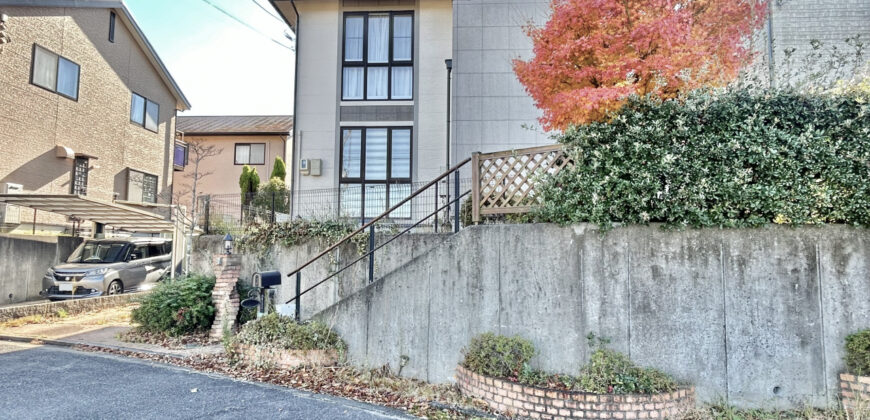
[
  {"x1": 0, "y1": 1, "x2": 190, "y2": 234},
  {"x1": 270, "y1": 0, "x2": 869, "y2": 220}
]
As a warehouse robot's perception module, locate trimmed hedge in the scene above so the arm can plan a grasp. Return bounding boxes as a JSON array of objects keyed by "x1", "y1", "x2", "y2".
[
  {"x1": 845, "y1": 329, "x2": 870, "y2": 376},
  {"x1": 536, "y1": 89, "x2": 870, "y2": 229},
  {"x1": 131, "y1": 274, "x2": 215, "y2": 336},
  {"x1": 462, "y1": 333, "x2": 536, "y2": 379}
]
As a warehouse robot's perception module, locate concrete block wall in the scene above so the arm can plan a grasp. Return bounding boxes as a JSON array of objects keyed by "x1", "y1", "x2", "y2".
[
  {"x1": 315, "y1": 224, "x2": 870, "y2": 409},
  {"x1": 0, "y1": 234, "x2": 83, "y2": 305}
]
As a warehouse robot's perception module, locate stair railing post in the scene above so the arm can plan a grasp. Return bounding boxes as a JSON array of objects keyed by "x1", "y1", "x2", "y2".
[
  {"x1": 454, "y1": 172, "x2": 460, "y2": 232},
  {"x1": 368, "y1": 224, "x2": 375, "y2": 283},
  {"x1": 203, "y1": 195, "x2": 211, "y2": 235},
  {"x1": 295, "y1": 271, "x2": 301, "y2": 321},
  {"x1": 471, "y1": 152, "x2": 481, "y2": 224},
  {"x1": 434, "y1": 181, "x2": 439, "y2": 233}
]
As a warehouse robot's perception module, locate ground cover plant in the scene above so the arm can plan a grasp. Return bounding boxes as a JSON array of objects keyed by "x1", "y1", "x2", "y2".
[
  {"x1": 846, "y1": 329, "x2": 870, "y2": 376},
  {"x1": 461, "y1": 333, "x2": 678, "y2": 394},
  {"x1": 231, "y1": 312, "x2": 345, "y2": 352}
]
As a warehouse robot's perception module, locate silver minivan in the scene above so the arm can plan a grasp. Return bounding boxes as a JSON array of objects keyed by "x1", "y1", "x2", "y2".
[{"x1": 41, "y1": 237, "x2": 172, "y2": 300}]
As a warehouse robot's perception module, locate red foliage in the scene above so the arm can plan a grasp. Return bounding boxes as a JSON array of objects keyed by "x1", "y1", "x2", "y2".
[{"x1": 513, "y1": 0, "x2": 768, "y2": 130}]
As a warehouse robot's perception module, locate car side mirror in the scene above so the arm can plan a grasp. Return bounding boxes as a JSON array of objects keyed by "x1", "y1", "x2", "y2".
[{"x1": 129, "y1": 254, "x2": 138, "y2": 261}]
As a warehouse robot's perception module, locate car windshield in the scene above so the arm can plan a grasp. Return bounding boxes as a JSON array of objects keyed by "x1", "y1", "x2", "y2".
[{"x1": 67, "y1": 242, "x2": 128, "y2": 264}]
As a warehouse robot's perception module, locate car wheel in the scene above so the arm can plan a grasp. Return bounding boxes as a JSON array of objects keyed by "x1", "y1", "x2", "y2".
[{"x1": 106, "y1": 280, "x2": 123, "y2": 296}]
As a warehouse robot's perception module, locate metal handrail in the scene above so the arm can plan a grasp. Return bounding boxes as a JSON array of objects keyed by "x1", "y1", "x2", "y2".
[{"x1": 285, "y1": 157, "x2": 472, "y2": 316}]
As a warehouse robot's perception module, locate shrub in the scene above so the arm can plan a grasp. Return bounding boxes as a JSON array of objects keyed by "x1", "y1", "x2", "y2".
[
  {"x1": 535, "y1": 89, "x2": 870, "y2": 230},
  {"x1": 271, "y1": 156, "x2": 287, "y2": 181},
  {"x1": 252, "y1": 178, "x2": 290, "y2": 214},
  {"x1": 234, "y1": 313, "x2": 345, "y2": 351},
  {"x1": 131, "y1": 274, "x2": 215, "y2": 336},
  {"x1": 462, "y1": 333, "x2": 536, "y2": 379},
  {"x1": 577, "y1": 348, "x2": 678, "y2": 394},
  {"x1": 239, "y1": 165, "x2": 260, "y2": 205},
  {"x1": 846, "y1": 330, "x2": 870, "y2": 376}
]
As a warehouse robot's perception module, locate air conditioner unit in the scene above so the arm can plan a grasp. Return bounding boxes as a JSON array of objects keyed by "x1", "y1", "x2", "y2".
[{"x1": 1, "y1": 183, "x2": 23, "y2": 224}]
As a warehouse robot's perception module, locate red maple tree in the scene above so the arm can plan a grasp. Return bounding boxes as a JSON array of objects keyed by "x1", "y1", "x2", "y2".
[{"x1": 513, "y1": 0, "x2": 768, "y2": 130}]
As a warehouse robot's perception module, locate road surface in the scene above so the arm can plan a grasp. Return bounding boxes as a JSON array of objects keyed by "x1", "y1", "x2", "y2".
[{"x1": 0, "y1": 342, "x2": 413, "y2": 420}]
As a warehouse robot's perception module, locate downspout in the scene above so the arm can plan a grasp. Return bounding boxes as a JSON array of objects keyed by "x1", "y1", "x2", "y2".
[{"x1": 289, "y1": 1, "x2": 300, "y2": 218}]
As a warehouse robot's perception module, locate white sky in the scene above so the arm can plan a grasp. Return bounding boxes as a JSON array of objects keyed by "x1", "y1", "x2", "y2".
[{"x1": 126, "y1": 0, "x2": 295, "y2": 116}]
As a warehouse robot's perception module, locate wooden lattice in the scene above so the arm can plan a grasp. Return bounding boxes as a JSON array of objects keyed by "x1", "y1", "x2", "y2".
[{"x1": 471, "y1": 144, "x2": 572, "y2": 222}]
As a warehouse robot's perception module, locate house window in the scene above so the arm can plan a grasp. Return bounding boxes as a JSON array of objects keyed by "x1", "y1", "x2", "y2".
[
  {"x1": 127, "y1": 169, "x2": 158, "y2": 203},
  {"x1": 130, "y1": 92, "x2": 159, "y2": 132},
  {"x1": 71, "y1": 157, "x2": 88, "y2": 195},
  {"x1": 234, "y1": 143, "x2": 266, "y2": 165},
  {"x1": 342, "y1": 12, "x2": 413, "y2": 101},
  {"x1": 173, "y1": 142, "x2": 188, "y2": 170},
  {"x1": 109, "y1": 11, "x2": 116, "y2": 43},
  {"x1": 31, "y1": 44, "x2": 80, "y2": 100},
  {"x1": 339, "y1": 127, "x2": 412, "y2": 218}
]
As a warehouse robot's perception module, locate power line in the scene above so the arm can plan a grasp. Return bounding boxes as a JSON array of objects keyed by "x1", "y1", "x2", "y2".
[
  {"x1": 199, "y1": 0, "x2": 294, "y2": 51},
  {"x1": 251, "y1": 0, "x2": 285, "y2": 23}
]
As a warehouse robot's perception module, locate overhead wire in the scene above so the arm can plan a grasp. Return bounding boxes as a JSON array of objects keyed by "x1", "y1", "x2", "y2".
[{"x1": 199, "y1": 0, "x2": 294, "y2": 51}]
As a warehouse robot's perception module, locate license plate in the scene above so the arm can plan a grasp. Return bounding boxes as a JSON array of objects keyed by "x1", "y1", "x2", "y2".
[{"x1": 59, "y1": 283, "x2": 73, "y2": 292}]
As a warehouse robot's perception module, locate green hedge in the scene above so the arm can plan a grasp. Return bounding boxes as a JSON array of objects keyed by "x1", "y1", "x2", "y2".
[
  {"x1": 846, "y1": 329, "x2": 870, "y2": 376},
  {"x1": 131, "y1": 274, "x2": 215, "y2": 336},
  {"x1": 536, "y1": 89, "x2": 870, "y2": 229},
  {"x1": 462, "y1": 333, "x2": 536, "y2": 379}
]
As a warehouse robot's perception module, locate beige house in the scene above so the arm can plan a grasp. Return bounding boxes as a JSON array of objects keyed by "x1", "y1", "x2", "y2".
[
  {"x1": 0, "y1": 1, "x2": 190, "y2": 234},
  {"x1": 174, "y1": 115, "x2": 292, "y2": 212}
]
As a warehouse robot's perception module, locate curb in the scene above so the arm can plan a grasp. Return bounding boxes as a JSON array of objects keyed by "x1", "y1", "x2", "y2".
[{"x1": 0, "y1": 334, "x2": 186, "y2": 359}]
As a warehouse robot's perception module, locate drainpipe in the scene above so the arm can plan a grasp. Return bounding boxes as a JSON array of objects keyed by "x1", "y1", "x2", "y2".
[
  {"x1": 288, "y1": 2, "x2": 300, "y2": 218},
  {"x1": 445, "y1": 59, "x2": 452, "y2": 174}
]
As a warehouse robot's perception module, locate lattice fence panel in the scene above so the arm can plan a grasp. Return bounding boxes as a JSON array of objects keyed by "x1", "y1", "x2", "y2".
[{"x1": 471, "y1": 144, "x2": 572, "y2": 222}]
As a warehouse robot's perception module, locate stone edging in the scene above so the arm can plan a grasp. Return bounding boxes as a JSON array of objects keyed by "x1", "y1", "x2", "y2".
[
  {"x1": 840, "y1": 373, "x2": 870, "y2": 411},
  {"x1": 233, "y1": 343, "x2": 339, "y2": 369},
  {"x1": 456, "y1": 365, "x2": 695, "y2": 419},
  {"x1": 0, "y1": 293, "x2": 144, "y2": 322}
]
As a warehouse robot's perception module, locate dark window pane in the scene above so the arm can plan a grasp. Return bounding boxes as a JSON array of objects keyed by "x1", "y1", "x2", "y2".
[
  {"x1": 173, "y1": 144, "x2": 187, "y2": 167},
  {"x1": 72, "y1": 157, "x2": 88, "y2": 195},
  {"x1": 130, "y1": 94, "x2": 145, "y2": 125},
  {"x1": 109, "y1": 11, "x2": 116, "y2": 43}
]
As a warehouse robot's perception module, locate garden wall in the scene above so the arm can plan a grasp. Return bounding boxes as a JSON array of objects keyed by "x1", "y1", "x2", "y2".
[
  {"x1": 191, "y1": 233, "x2": 448, "y2": 319},
  {"x1": 315, "y1": 223, "x2": 870, "y2": 409},
  {"x1": 0, "y1": 234, "x2": 83, "y2": 305}
]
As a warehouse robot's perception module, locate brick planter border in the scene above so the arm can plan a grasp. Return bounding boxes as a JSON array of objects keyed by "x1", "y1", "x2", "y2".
[
  {"x1": 840, "y1": 373, "x2": 870, "y2": 411},
  {"x1": 233, "y1": 343, "x2": 339, "y2": 369},
  {"x1": 456, "y1": 365, "x2": 694, "y2": 420}
]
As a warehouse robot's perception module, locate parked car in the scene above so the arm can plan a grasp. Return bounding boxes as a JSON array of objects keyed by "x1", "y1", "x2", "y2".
[{"x1": 41, "y1": 237, "x2": 172, "y2": 301}]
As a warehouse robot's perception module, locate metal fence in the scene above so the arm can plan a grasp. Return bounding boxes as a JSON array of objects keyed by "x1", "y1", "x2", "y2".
[{"x1": 197, "y1": 178, "x2": 472, "y2": 235}]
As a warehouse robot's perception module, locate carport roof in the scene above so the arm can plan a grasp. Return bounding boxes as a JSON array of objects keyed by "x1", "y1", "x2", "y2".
[{"x1": 0, "y1": 194, "x2": 175, "y2": 233}]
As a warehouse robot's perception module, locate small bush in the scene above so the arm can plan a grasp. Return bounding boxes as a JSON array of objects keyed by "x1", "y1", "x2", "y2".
[
  {"x1": 462, "y1": 333, "x2": 536, "y2": 379},
  {"x1": 234, "y1": 313, "x2": 345, "y2": 351},
  {"x1": 846, "y1": 329, "x2": 870, "y2": 376},
  {"x1": 577, "y1": 349, "x2": 678, "y2": 394},
  {"x1": 131, "y1": 273, "x2": 215, "y2": 336}
]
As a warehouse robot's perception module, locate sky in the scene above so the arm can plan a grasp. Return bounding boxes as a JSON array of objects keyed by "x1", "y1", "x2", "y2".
[{"x1": 125, "y1": 0, "x2": 295, "y2": 116}]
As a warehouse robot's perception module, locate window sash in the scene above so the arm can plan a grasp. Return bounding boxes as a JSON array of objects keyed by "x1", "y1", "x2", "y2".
[
  {"x1": 130, "y1": 93, "x2": 145, "y2": 125},
  {"x1": 341, "y1": 12, "x2": 414, "y2": 101},
  {"x1": 234, "y1": 143, "x2": 266, "y2": 165},
  {"x1": 340, "y1": 127, "x2": 412, "y2": 183},
  {"x1": 31, "y1": 44, "x2": 79, "y2": 100}
]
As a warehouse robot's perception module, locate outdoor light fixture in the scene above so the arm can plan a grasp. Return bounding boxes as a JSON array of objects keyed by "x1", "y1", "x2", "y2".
[{"x1": 223, "y1": 233, "x2": 233, "y2": 255}]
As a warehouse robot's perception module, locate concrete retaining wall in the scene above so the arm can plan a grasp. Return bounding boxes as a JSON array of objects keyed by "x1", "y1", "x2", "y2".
[
  {"x1": 191, "y1": 233, "x2": 449, "y2": 319},
  {"x1": 0, "y1": 234, "x2": 83, "y2": 305},
  {"x1": 0, "y1": 292, "x2": 140, "y2": 322},
  {"x1": 315, "y1": 224, "x2": 870, "y2": 409}
]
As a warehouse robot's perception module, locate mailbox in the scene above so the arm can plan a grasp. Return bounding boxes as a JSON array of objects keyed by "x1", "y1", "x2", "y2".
[{"x1": 252, "y1": 270, "x2": 281, "y2": 289}]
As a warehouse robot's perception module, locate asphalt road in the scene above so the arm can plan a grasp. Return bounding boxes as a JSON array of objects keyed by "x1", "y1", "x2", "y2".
[{"x1": 0, "y1": 342, "x2": 414, "y2": 420}]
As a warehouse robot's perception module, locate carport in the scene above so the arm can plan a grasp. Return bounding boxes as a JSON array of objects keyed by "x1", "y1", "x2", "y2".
[{"x1": 0, "y1": 194, "x2": 184, "y2": 278}]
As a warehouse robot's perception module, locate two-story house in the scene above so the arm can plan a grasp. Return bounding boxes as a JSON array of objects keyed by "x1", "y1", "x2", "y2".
[
  {"x1": 271, "y1": 0, "x2": 870, "y2": 220},
  {"x1": 0, "y1": 0, "x2": 190, "y2": 234}
]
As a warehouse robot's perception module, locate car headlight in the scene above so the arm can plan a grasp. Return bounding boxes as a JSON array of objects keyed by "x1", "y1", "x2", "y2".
[{"x1": 84, "y1": 267, "x2": 109, "y2": 277}]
